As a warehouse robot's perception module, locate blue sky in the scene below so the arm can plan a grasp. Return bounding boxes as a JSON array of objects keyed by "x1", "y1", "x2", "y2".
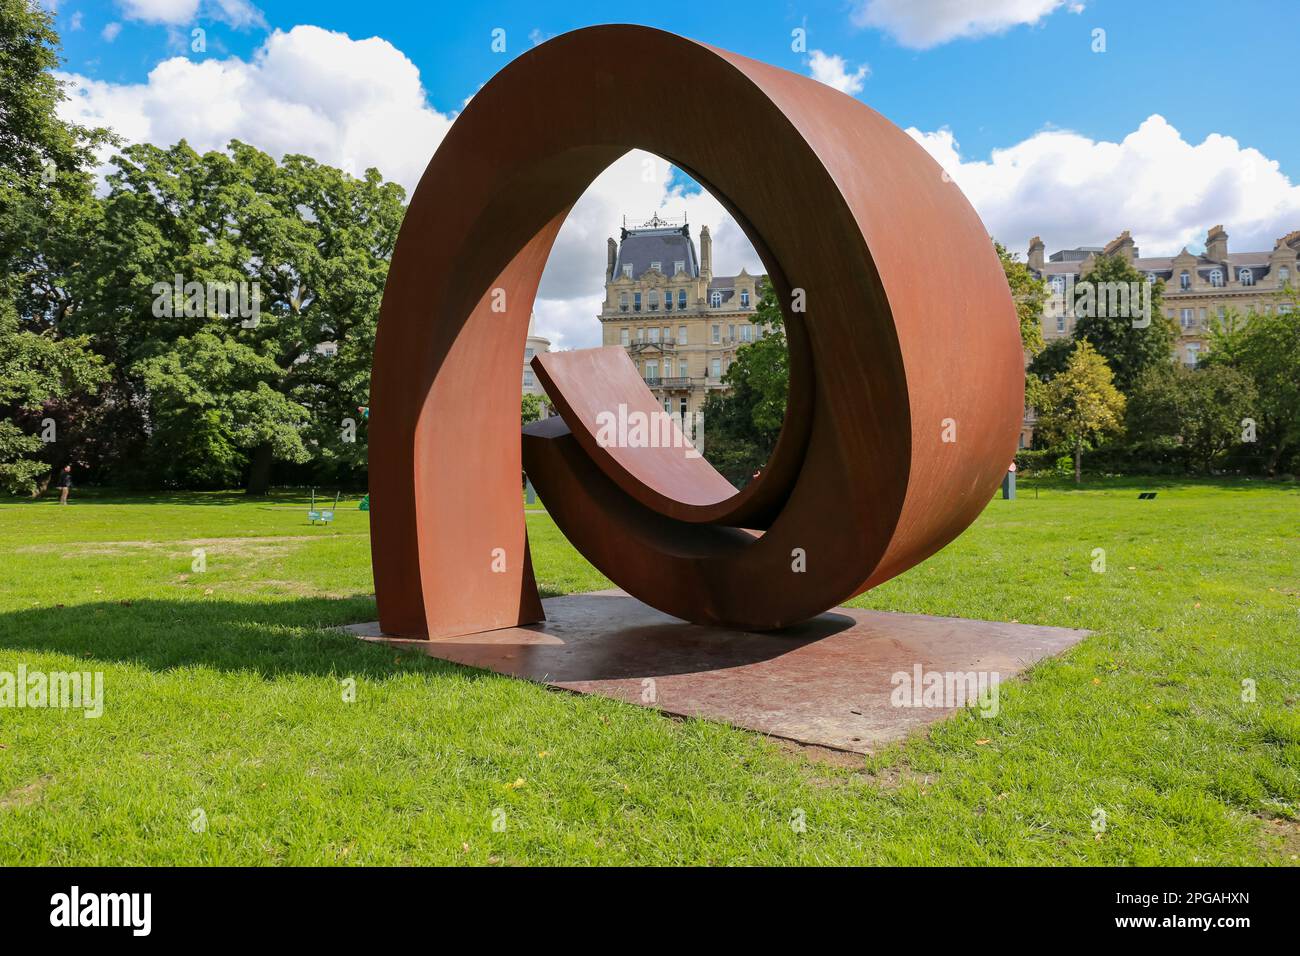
[
  {"x1": 49, "y1": 1, "x2": 1300, "y2": 347},
  {"x1": 56, "y1": 0, "x2": 1300, "y2": 177}
]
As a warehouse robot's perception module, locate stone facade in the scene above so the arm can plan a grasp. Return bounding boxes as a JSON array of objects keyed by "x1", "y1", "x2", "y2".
[
  {"x1": 598, "y1": 215, "x2": 768, "y2": 419},
  {"x1": 1021, "y1": 225, "x2": 1299, "y2": 447},
  {"x1": 1030, "y1": 225, "x2": 1299, "y2": 360}
]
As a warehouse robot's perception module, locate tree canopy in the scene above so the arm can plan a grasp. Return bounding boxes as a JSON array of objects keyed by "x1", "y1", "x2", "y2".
[{"x1": 1035, "y1": 340, "x2": 1126, "y2": 483}]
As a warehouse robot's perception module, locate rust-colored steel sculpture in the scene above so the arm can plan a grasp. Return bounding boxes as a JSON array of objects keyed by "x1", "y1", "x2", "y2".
[{"x1": 368, "y1": 25, "x2": 1023, "y2": 639}]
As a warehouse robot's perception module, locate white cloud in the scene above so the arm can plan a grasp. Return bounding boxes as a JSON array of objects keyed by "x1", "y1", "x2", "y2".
[
  {"x1": 118, "y1": 0, "x2": 265, "y2": 28},
  {"x1": 807, "y1": 50, "x2": 870, "y2": 95},
  {"x1": 57, "y1": 25, "x2": 454, "y2": 196},
  {"x1": 118, "y1": 0, "x2": 199, "y2": 23},
  {"x1": 101, "y1": 22, "x2": 122, "y2": 42},
  {"x1": 852, "y1": 0, "x2": 1079, "y2": 49},
  {"x1": 907, "y1": 114, "x2": 1300, "y2": 258},
  {"x1": 69, "y1": 11, "x2": 83, "y2": 30}
]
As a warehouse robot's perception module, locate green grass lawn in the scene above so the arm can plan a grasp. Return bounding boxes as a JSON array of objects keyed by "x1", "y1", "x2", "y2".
[{"x1": 0, "y1": 479, "x2": 1296, "y2": 865}]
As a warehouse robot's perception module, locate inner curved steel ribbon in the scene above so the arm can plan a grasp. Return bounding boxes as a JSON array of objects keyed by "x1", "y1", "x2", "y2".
[{"x1": 368, "y1": 25, "x2": 1023, "y2": 639}]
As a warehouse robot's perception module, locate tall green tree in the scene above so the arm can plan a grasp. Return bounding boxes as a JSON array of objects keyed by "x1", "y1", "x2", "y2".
[
  {"x1": 1035, "y1": 340, "x2": 1126, "y2": 483},
  {"x1": 1203, "y1": 290, "x2": 1300, "y2": 473},
  {"x1": 1070, "y1": 254, "x2": 1175, "y2": 394},
  {"x1": 68, "y1": 140, "x2": 406, "y2": 492},
  {"x1": 0, "y1": 0, "x2": 115, "y2": 494},
  {"x1": 1126, "y1": 363, "x2": 1258, "y2": 473}
]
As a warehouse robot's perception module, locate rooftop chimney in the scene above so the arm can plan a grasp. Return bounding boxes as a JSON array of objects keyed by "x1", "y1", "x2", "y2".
[
  {"x1": 1027, "y1": 236, "x2": 1045, "y2": 271},
  {"x1": 1206, "y1": 225, "x2": 1228, "y2": 262}
]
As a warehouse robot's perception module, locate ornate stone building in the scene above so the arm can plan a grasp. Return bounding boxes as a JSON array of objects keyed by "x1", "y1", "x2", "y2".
[
  {"x1": 598, "y1": 215, "x2": 768, "y2": 419},
  {"x1": 1029, "y1": 225, "x2": 1299, "y2": 362},
  {"x1": 1021, "y1": 225, "x2": 1299, "y2": 447}
]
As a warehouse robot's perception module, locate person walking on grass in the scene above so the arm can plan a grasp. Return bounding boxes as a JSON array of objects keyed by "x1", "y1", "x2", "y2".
[{"x1": 57, "y1": 465, "x2": 72, "y2": 505}]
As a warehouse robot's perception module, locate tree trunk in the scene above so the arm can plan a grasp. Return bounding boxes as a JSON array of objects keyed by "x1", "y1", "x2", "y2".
[
  {"x1": 1074, "y1": 444, "x2": 1082, "y2": 484},
  {"x1": 246, "y1": 442, "x2": 274, "y2": 496},
  {"x1": 1266, "y1": 438, "x2": 1286, "y2": 476}
]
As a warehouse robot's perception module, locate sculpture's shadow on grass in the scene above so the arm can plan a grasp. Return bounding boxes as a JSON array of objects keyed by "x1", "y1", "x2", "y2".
[
  {"x1": 0, "y1": 597, "x2": 476, "y2": 682},
  {"x1": 0, "y1": 594, "x2": 848, "y2": 682}
]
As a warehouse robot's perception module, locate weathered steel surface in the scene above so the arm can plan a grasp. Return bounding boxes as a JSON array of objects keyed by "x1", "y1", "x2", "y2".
[
  {"x1": 345, "y1": 592, "x2": 1089, "y2": 753},
  {"x1": 368, "y1": 25, "x2": 1022, "y2": 638}
]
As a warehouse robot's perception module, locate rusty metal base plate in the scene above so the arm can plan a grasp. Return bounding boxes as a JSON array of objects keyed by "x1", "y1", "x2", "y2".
[{"x1": 343, "y1": 590, "x2": 1089, "y2": 754}]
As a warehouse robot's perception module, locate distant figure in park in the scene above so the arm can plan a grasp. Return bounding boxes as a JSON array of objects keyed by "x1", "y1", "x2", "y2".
[{"x1": 57, "y1": 465, "x2": 72, "y2": 505}]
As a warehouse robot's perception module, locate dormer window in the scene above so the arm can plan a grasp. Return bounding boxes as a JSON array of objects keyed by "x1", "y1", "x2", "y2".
[
  {"x1": 1180, "y1": 271, "x2": 1190, "y2": 290},
  {"x1": 740, "y1": 290, "x2": 750, "y2": 308},
  {"x1": 710, "y1": 291, "x2": 722, "y2": 308},
  {"x1": 674, "y1": 260, "x2": 685, "y2": 275},
  {"x1": 1239, "y1": 268, "x2": 1254, "y2": 286},
  {"x1": 1280, "y1": 266, "x2": 1291, "y2": 285},
  {"x1": 622, "y1": 264, "x2": 633, "y2": 279},
  {"x1": 1050, "y1": 275, "x2": 1066, "y2": 294},
  {"x1": 1146, "y1": 273, "x2": 1157, "y2": 284},
  {"x1": 1209, "y1": 269, "x2": 1223, "y2": 287},
  {"x1": 650, "y1": 261, "x2": 662, "y2": 273}
]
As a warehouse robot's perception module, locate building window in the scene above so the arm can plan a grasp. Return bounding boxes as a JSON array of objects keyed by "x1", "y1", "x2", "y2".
[
  {"x1": 649, "y1": 326, "x2": 660, "y2": 343},
  {"x1": 710, "y1": 291, "x2": 722, "y2": 308},
  {"x1": 674, "y1": 260, "x2": 685, "y2": 275},
  {"x1": 662, "y1": 327, "x2": 670, "y2": 342},
  {"x1": 663, "y1": 359, "x2": 672, "y2": 377},
  {"x1": 1209, "y1": 269, "x2": 1223, "y2": 287},
  {"x1": 711, "y1": 324, "x2": 720, "y2": 344},
  {"x1": 1050, "y1": 275, "x2": 1066, "y2": 294},
  {"x1": 645, "y1": 361, "x2": 658, "y2": 381},
  {"x1": 1185, "y1": 343, "x2": 1200, "y2": 367},
  {"x1": 1180, "y1": 308, "x2": 1194, "y2": 328},
  {"x1": 620, "y1": 328, "x2": 630, "y2": 346},
  {"x1": 633, "y1": 292, "x2": 641, "y2": 311},
  {"x1": 619, "y1": 292, "x2": 628, "y2": 311},
  {"x1": 1056, "y1": 314, "x2": 1065, "y2": 333},
  {"x1": 740, "y1": 290, "x2": 750, "y2": 308},
  {"x1": 1200, "y1": 307, "x2": 1207, "y2": 324},
  {"x1": 523, "y1": 369, "x2": 534, "y2": 387},
  {"x1": 648, "y1": 290, "x2": 659, "y2": 311},
  {"x1": 650, "y1": 261, "x2": 661, "y2": 273},
  {"x1": 740, "y1": 324, "x2": 752, "y2": 342},
  {"x1": 1180, "y1": 270, "x2": 1190, "y2": 290},
  {"x1": 1239, "y1": 268, "x2": 1254, "y2": 286},
  {"x1": 524, "y1": 348, "x2": 534, "y2": 361},
  {"x1": 680, "y1": 398, "x2": 688, "y2": 418},
  {"x1": 710, "y1": 358, "x2": 721, "y2": 378},
  {"x1": 1146, "y1": 272, "x2": 1157, "y2": 284},
  {"x1": 622, "y1": 264, "x2": 633, "y2": 279},
  {"x1": 1279, "y1": 303, "x2": 1294, "y2": 315},
  {"x1": 1280, "y1": 266, "x2": 1291, "y2": 285},
  {"x1": 678, "y1": 289, "x2": 687, "y2": 310},
  {"x1": 664, "y1": 294, "x2": 672, "y2": 311},
  {"x1": 1216, "y1": 306, "x2": 1225, "y2": 320},
  {"x1": 678, "y1": 325, "x2": 687, "y2": 345},
  {"x1": 637, "y1": 327, "x2": 645, "y2": 342}
]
